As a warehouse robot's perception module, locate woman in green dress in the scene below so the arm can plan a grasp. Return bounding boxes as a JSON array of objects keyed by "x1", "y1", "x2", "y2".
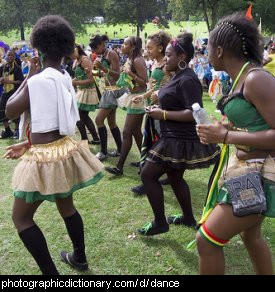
[
  {"x1": 71, "y1": 44, "x2": 100, "y2": 144},
  {"x1": 89, "y1": 35, "x2": 122, "y2": 161},
  {"x1": 105, "y1": 37, "x2": 148, "y2": 175},
  {"x1": 196, "y1": 12, "x2": 275, "y2": 275}
]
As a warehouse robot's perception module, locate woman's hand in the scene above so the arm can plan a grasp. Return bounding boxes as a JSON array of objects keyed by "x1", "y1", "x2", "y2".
[
  {"x1": 132, "y1": 95, "x2": 143, "y2": 104},
  {"x1": 94, "y1": 59, "x2": 103, "y2": 71},
  {"x1": 196, "y1": 116, "x2": 228, "y2": 145},
  {"x1": 123, "y1": 65, "x2": 132, "y2": 75},
  {"x1": 72, "y1": 79, "x2": 79, "y2": 87},
  {"x1": 28, "y1": 57, "x2": 41, "y2": 78},
  {"x1": 148, "y1": 107, "x2": 164, "y2": 120},
  {"x1": 4, "y1": 142, "x2": 29, "y2": 160},
  {"x1": 150, "y1": 91, "x2": 158, "y2": 104}
]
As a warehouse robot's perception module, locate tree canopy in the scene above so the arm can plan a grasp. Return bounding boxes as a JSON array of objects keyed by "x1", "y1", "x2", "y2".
[
  {"x1": 104, "y1": 0, "x2": 169, "y2": 37},
  {"x1": 168, "y1": 0, "x2": 275, "y2": 33},
  {"x1": 0, "y1": 0, "x2": 273, "y2": 41},
  {"x1": 0, "y1": 0, "x2": 102, "y2": 40}
]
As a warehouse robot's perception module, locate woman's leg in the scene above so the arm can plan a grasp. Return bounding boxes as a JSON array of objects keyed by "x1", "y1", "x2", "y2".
[
  {"x1": 166, "y1": 169, "x2": 196, "y2": 226},
  {"x1": 116, "y1": 114, "x2": 144, "y2": 171},
  {"x1": 132, "y1": 114, "x2": 144, "y2": 152},
  {"x1": 96, "y1": 108, "x2": 113, "y2": 155},
  {"x1": 196, "y1": 204, "x2": 272, "y2": 275},
  {"x1": 12, "y1": 198, "x2": 59, "y2": 275},
  {"x1": 141, "y1": 161, "x2": 167, "y2": 227},
  {"x1": 56, "y1": 195, "x2": 87, "y2": 266},
  {"x1": 107, "y1": 109, "x2": 122, "y2": 153},
  {"x1": 80, "y1": 110, "x2": 99, "y2": 142},
  {"x1": 241, "y1": 221, "x2": 273, "y2": 275},
  {"x1": 76, "y1": 119, "x2": 88, "y2": 140}
]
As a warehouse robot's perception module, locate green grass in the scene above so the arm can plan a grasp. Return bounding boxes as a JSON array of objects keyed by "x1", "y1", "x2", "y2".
[
  {"x1": 0, "y1": 94, "x2": 274, "y2": 275},
  {"x1": 0, "y1": 21, "x2": 208, "y2": 47}
]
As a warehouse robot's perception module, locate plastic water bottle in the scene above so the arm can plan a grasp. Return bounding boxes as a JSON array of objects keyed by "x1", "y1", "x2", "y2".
[{"x1": 192, "y1": 103, "x2": 212, "y2": 125}]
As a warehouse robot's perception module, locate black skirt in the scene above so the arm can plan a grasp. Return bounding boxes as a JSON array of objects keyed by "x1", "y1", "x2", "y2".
[{"x1": 146, "y1": 136, "x2": 220, "y2": 170}]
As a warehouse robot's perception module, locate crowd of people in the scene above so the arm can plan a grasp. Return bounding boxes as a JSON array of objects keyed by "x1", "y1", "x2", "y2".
[{"x1": 1, "y1": 11, "x2": 275, "y2": 275}]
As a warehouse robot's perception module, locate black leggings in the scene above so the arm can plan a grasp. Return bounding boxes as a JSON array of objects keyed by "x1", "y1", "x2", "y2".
[
  {"x1": 141, "y1": 161, "x2": 195, "y2": 226},
  {"x1": 77, "y1": 110, "x2": 99, "y2": 141},
  {"x1": 116, "y1": 113, "x2": 144, "y2": 170}
]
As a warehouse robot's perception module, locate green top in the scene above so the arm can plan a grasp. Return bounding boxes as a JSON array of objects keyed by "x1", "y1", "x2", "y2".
[
  {"x1": 75, "y1": 65, "x2": 95, "y2": 90},
  {"x1": 151, "y1": 67, "x2": 165, "y2": 91},
  {"x1": 224, "y1": 96, "x2": 270, "y2": 133}
]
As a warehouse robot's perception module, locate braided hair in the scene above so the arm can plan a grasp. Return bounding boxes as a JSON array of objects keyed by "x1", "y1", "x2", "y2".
[
  {"x1": 148, "y1": 31, "x2": 171, "y2": 55},
  {"x1": 209, "y1": 12, "x2": 264, "y2": 65}
]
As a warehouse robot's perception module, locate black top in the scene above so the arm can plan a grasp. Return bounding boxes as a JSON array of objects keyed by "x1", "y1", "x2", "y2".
[{"x1": 158, "y1": 68, "x2": 203, "y2": 140}]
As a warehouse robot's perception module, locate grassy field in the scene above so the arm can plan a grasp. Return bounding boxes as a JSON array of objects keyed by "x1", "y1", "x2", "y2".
[
  {"x1": 0, "y1": 21, "x2": 209, "y2": 47},
  {"x1": 0, "y1": 94, "x2": 275, "y2": 275}
]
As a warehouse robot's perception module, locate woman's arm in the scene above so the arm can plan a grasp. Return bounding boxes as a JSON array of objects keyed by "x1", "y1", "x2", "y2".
[
  {"x1": 148, "y1": 107, "x2": 194, "y2": 122},
  {"x1": 197, "y1": 70, "x2": 275, "y2": 150},
  {"x1": 106, "y1": 51, "x2": 120, "y2": 81},
  {"x1": 73, "y1": 57, "x2": 95, "y2": 87},
  {"x1": 128, "y1": 57, "x2": 148, "y2": 90}
]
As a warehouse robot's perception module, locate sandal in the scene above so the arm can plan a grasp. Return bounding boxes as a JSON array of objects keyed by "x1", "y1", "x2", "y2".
[
  {"x1": 105, "y1": 166, "x2": 123, "y2": 176},
  {"x1": 138, "y1": 221, "x2": 169, "y2": 236},
  {"x1": 60, "y1": 251, "x2": 88, "y2": 271},
  {"x1": 108, "y1": 150, "x2": 121, "y2": 157},
  {"x1": 89, "y1": 140, "x2": 101, "y2": 145},
  {"x1": 167, "y1": 214, "x2": 197, "y2": 228}
]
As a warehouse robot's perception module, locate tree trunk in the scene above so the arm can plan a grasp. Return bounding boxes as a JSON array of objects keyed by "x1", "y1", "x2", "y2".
[
  {"x1": 137, "y1": 24, "x2": 140, "y2": 37},
  {"x1": 19, "y1": 20, "x2": 25, "y2": 41},
  {"x1": 202, "y1": 0, "x2": 211, "y2": 32}
]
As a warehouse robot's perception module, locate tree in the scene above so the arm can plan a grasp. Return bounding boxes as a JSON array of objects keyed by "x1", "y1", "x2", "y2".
[
  {"x1": 168, "y1": 0, "x2": 275, "y2": 33},
  {"x1": 0, "y1": 0, "x2": 102, "y2": 41},
  {"x1": 104, "y1": 0, "x2": 169, "y2": 37},
  {"x1": 0, "y1": 0, "x2": 34, "y2": 40}
]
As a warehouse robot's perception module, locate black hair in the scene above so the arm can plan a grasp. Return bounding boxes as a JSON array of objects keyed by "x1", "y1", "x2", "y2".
[
  {"x1": 209, "y1": 12, "x2": 264, "y2": 65},
  {"x1": 89, "y1": 35, "x2": 109, "y2": 50},
  {"x1": 75, "y1": 44, "x2": 87, "y2": 57},
  {"x1": 173, "y1": 33, "x2": 194, "y2": 63},
  {"x1": 30, "y1": 15, "x2": 75, "y2": 62},
  {"x1": 128, "y1": 36, "x2": 143, "y2": 61},
  {"x1": 148, "y1": 31, "x2": 171, "y2": 55}
]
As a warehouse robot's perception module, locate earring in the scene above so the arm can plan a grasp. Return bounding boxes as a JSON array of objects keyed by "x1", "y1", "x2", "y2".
[{"x1": 178, "y1": 60, "x2": 187, "y2": 70}]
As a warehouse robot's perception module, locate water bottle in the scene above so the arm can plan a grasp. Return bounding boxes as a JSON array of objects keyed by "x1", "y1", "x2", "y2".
[{"x1": 192, "y1": 103, "x2": 212, "y2": 125}]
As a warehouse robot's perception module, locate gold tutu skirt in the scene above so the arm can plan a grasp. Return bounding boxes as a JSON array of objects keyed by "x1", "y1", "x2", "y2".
[
  {"x1": 12, "y1": 137, "x2": 104, "y2": 203},
  {"x1": 76, "y1": 88, "x2": 99, "y2": 111},
  {"x1": 117, "y1": 92, "x2": 147, "y2": 114}
]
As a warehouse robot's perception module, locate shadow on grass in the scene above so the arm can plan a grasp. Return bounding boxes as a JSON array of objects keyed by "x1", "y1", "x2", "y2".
[{"x1": 139, "y1": 237, "x2": 198, "y2": 274}]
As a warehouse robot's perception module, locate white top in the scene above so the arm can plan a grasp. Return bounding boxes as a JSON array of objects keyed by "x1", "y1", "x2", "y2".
[{"x1": 27, "y1": 67, "x2": 80, "y2": 136}]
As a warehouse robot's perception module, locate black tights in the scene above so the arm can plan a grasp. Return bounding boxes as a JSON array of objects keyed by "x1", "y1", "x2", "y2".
[
  {"x1": 116, "y1": 114, "x2": 144, "y2": 170},
  {"x1": 77, "y1": 110, "x2": 99, "y2": 141},
  {"x1": 141, "y1": 162, "x2": 195, "y2": 226}
]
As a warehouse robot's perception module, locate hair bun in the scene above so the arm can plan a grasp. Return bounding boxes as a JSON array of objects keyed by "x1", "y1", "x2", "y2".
[{"x1": 178, "y1": 33, "x2": 193, "y2": 45}]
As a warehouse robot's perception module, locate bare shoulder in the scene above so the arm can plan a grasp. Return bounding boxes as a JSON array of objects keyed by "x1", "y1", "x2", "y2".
[
  {"x1": 134, "y1": 57, "x2": 146, "y2": 67},
  {"x1": 244, "y1": 69, "x2": 275, "y2": 101}
]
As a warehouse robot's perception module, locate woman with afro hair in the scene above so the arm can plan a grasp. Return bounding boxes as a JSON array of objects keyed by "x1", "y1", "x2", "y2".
[{"x1": 4, "y1": 15, "x2": 104, "y2": 275}]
